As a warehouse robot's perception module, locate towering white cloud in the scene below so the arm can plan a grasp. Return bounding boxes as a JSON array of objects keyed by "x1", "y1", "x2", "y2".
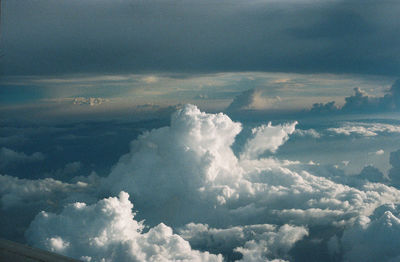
[{"x1": 102, "y1": 105, "x2": 400, "y2": 230}]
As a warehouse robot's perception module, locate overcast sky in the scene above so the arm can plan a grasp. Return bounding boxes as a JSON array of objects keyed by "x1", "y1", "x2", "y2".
[{"x1": 2, "y1": 0, "x2": 400, "y2": 76}]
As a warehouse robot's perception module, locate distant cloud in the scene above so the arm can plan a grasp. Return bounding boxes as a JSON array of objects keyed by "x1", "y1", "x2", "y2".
[
  {"x1": 0, "y1": 147, "x2": 45, "y2": 168},
  {"x1": 294, "y1": 128, "x2": 321, "y2": 138},
  {"x1": 375, "y1": 149, "x2": 385, "y2": 155},
  {"x1": 226, "y1": 89, "x2": 281, "y2": 112},
  {"x1": 0, "y1": 174, "x2": 93, "y2": 209},
  {"x1": 47, "y1": 161, "x2": 83, "y2": 180},
  {"x1": 389, "y1": 149, "x2": 400, "y2": 187},
  {"x1": 310, "y1": 79, "x2": 400, "y2": 114},
  {"x1": 141, "y1": 75, "x2": 159, "y2": 84},
  {"x1": 310, "y1": 101, "x2": 339, "y2": 114},
  {"x1": 357, "y1": 165, "x2": 385, "y2": 183},
  {"x1": 327, "y1": 122, "x2": 400, "y2": 137},
  {"x1": 73, "y1": 97, "x2": 110, "y2": 106}
]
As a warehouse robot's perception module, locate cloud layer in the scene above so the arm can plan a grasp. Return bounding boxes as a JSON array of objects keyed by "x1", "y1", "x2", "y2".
[{"x1": 3, "y1": 105, "x2": 400, "y2": 261}]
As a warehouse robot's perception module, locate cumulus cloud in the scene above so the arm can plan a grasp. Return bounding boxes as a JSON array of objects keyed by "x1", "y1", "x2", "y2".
[
  {"x1": 26, "y1": 192, "x2": 222, "y2": 262},
  {"x1": 73, "y1": 97, "x2": 110, "y2": 106},
  {"x1": 240, "y1": 122, "x2": 297, "y2": 159},
  {"x1": 226, "y1": 89, "x2": 281, "y2": 112},
  {"x1": 103, "y1": 105, "x2": 400, "y2": 231},
  {"x1": 0, "y1": 147, "x2": 45, "y2": 168}
]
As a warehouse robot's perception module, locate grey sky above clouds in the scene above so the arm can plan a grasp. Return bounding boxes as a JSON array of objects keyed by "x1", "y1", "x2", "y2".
[{"x1": 2, "y1": 0, "x2": 400, "y2": 76}]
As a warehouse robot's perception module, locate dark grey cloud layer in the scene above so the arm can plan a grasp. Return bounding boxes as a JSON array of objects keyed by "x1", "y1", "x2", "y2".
[{"x1": 1, "y1": 0, "x2": 400, "y2": 76}]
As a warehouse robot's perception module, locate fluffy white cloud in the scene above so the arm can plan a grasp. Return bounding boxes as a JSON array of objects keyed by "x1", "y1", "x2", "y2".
[
  {"x1": 240, "y1": 122, "x2": 297, "y2": 159},
  {"x1": 26, "y1": 192, "x2": 222, "y2": 262},
  {"x1": 327, "y1": 122, "x2": 400, "y2": 136},
  {"x1": 0, "y1": 147, "x2": 45, "y2": 168}
]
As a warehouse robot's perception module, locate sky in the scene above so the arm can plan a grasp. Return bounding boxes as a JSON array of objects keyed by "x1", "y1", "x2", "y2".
[
  {"x1": 1, "y1": 0, "x2": 400, "y2": 119},
  {"x1": 1, "y1": 1, "x2": 400, "y2": 262}
]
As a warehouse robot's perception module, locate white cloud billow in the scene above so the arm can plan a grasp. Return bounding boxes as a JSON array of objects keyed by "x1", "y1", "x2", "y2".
[
  {"x1": 26, "y1": 191, "x2": 222, "y2": 262},
  {"x1": 240, "y1": 122, "x2": 297, "y2": 159}
]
